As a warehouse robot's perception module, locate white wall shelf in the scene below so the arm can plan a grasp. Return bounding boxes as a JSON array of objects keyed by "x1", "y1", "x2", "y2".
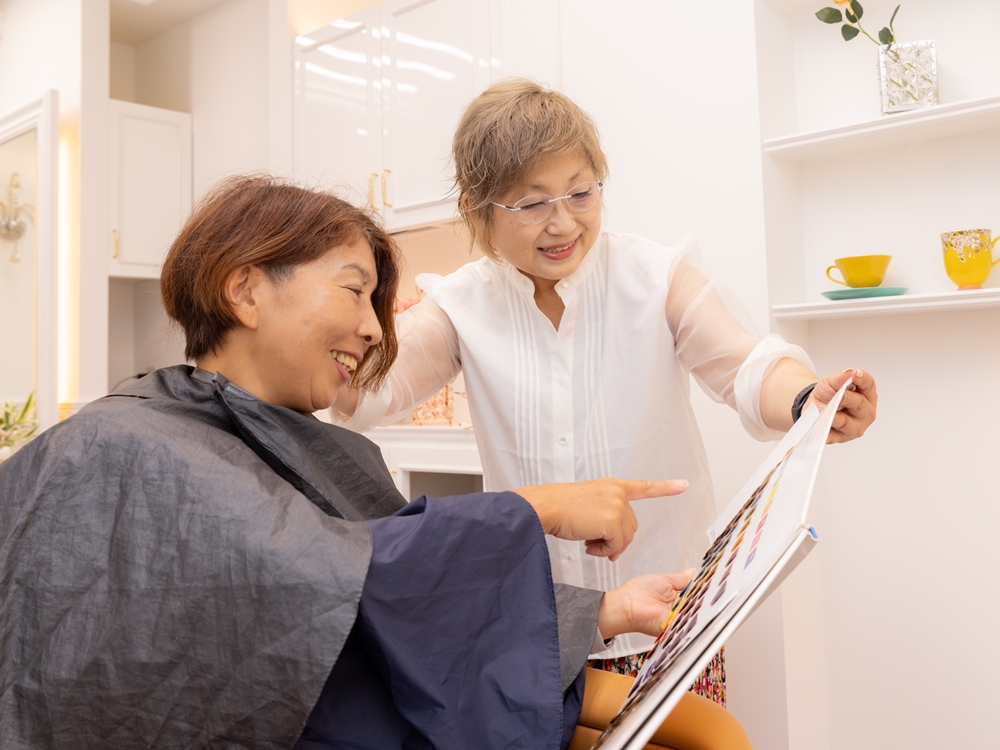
[
  {"x1": 772, "y1": 287, "x2": 1000, "y2": 320},
  {"x1": 764, "y1": 94, "x2": 1000, "y2": 162}
]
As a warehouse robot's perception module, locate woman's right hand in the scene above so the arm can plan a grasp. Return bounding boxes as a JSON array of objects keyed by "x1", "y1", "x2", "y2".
[{"x1": 515, "y1": 478, "x2": 688, "y2": 561}]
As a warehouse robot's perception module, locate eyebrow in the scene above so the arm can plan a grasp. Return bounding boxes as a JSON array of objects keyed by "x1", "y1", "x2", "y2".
[{"x1": 342, "y1": 263, "x2": 373, "y2": 284}]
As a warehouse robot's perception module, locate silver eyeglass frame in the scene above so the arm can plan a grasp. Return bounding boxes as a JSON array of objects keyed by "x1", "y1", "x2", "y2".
[{"x1": 491, "y1": 181, "x2": 604, "y2": 225}]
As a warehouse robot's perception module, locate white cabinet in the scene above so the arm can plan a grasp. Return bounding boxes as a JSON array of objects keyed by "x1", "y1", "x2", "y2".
[
  {"x1": 108, "y1": 100, "x2": 192, "y2": 279},
  {"x1": 294, "y1": 8, "x2": 381, "y2": 218},
  {"x1": 380, "y1": 0, "x2": 495, "y2": 226},
  {"x1": 294, "y1": 0, "x2": 500, "y2": 230},
  {"x1": 293, "y1": 0, "x2": 563, "y2": 231}
]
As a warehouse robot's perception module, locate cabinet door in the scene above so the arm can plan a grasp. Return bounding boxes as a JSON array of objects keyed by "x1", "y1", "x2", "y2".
[
  {"x1": 109, "y1": 100, "x2": 192, "y2": 279},
  {"x1": 380, "y1": 0, "x2": 494, "y2": 228},
  {"x1": 294, "y1": 8, "x2": 382, "y2": 212}
]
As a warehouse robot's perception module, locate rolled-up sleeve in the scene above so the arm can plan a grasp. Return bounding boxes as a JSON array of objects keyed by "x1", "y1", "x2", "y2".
[{"x1": 734, "y1": 334, "x2": 814, "y2": 441}]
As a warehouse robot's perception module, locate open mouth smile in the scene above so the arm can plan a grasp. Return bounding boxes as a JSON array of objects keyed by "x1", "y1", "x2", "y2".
[
  {"x1": 332, "y1": 350, "x2": 358, "y2": 378},
  {"x1": 537, "y1": 238, "x2": 577, "y2": 260}
]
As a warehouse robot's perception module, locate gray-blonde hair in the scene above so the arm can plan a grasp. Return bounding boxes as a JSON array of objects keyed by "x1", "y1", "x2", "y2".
[{"x1": 452, "y1": 78, "x2": 609, "y2": 260}]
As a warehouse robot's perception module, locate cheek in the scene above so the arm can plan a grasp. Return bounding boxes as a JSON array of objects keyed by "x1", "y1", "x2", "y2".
[
  {"x1": 579, "y1": 217, "x2": 601, "y2": 246},
  {"x1": 514, "y1": 229, "x2": 543, "y2": 257},
  {"x1": 489, "y1": 222, "x2": 528, "y2": 254}
]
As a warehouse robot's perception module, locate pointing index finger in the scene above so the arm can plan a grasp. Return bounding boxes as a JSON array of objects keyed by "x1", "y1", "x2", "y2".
[{"x1": 621, "y1": 479, "x2": 689, "y2": 501}]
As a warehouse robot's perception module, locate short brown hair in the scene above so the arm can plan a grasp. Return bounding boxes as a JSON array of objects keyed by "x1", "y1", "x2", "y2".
[
  {"x1": 161, "y1": 175, "x2": 400, "y2": 392},
  {"x1": 452, "y1": 78, "x2": 609, "y2": 259}
]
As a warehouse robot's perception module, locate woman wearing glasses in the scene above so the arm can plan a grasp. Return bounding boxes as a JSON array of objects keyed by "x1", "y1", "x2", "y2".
[{"x1": 333, "y1": 79, "x2": 878, "y2": 693}]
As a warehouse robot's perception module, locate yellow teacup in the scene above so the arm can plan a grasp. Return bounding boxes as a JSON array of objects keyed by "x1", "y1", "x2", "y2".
[
  {"x1": 825, "y1": 255, "x2": 892, "y2": 288},
  {"x1": 941, "y1": 229, "x2": 1000, "y2": 290}
]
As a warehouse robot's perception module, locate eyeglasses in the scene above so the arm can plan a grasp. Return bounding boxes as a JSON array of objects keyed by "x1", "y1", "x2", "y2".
[{"x1": 492, "y1": 181, "x2": 603, "y2": 225}]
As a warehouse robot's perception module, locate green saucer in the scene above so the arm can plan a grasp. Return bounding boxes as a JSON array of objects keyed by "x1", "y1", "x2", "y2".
[{"x1": 821, "y1": 286, "x2": 908, "y2": 301}]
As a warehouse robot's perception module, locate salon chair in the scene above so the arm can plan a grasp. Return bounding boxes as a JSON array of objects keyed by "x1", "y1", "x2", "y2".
[{"x1": 570, "y1": 668, "x2": 753, "y2": 750}]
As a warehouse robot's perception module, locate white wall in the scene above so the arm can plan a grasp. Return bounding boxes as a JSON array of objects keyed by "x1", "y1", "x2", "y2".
[
  {"x1": 0, "y1": 0, "x2": 81, "y2": 111},
  {"x1": 804, "y1": 310, "x2": 1000, "y2": 748},
  {"x1": 108, "y1": 278, "x2": 186, "y2": 389},
  {"x1": 133, "y1": 0, "x2": 271, "y2": 199},
  {"x1": 109, "y1": 41, "x2": 136, "y2": 102},
  {"x1": 107, "y1": 277, "x2": 136, "y2": 388}
]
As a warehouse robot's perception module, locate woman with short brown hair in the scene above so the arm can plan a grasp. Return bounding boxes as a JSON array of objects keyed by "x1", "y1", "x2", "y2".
[
  {"x1": 0, "y1": 174, "x2": 694, "y2": 749},
  {"x1": 161, "y1": 174, "x2": 400, "y2": 390}
]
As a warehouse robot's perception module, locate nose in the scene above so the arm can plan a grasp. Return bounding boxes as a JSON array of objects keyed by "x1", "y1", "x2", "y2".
[
  {"x1": 359, "y1": 299, "x2": 384, "y2": 348},
  {"x1": 544, "y1": 198, "x2": 576, "y2": 234}
]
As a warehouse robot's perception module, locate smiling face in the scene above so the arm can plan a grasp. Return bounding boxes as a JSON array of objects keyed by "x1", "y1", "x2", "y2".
[
  {"x1": 488, "y1": 151, "x2": 602, "y2": 291},
  {"x1": 249, "y1": 238, "x2": 382, "y2": 412}
]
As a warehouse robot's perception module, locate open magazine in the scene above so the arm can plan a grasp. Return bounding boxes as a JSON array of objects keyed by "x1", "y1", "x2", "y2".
[{"x1": 590, "y1": 381, "x2": 850, "y2": 750}]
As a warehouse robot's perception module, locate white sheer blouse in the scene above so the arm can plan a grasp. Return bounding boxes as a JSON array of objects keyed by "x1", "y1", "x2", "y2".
[{"x1": 336, "y1": 231, "x2": 812, "y2": 658}]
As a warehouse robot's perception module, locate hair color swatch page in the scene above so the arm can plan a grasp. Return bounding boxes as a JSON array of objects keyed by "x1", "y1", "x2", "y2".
[{"x1": 592, "y1": 381, "x2": 850, "y2": 750}]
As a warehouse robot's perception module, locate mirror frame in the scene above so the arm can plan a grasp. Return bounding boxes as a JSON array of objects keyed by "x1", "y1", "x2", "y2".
[{"x1": 0, "y1": 91, "x2": 58, "y2": 429}]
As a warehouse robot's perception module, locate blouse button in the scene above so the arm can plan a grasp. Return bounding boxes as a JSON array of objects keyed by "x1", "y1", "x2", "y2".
[
  {"x1": 560, "y1": 281, "x2": 570, "y2": 289},
  {"x1": 558, "y1": 437, "x2": 568, "y2": 446}
]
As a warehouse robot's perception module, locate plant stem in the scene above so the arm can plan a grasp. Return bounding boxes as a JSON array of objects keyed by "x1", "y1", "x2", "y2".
[{"x1": 853, "y1": 21, "x2": 882, "y2": 46}]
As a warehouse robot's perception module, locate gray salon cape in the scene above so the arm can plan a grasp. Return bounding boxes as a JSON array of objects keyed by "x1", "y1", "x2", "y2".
[{"x1": 0, "y1": 366, "x2": 602, "y2": 749}]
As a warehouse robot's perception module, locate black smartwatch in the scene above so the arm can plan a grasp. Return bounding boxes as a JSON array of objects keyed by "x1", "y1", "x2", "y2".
[{"x1": 791, "y1": 382, "x2": 818, "y2": 423}]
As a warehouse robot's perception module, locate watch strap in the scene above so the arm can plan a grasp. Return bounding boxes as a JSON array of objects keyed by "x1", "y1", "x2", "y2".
[{"x1": 791, "y1": 382, "x2": 818, "y2": 423}]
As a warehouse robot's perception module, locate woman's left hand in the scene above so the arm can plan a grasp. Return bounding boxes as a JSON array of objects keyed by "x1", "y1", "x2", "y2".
[
  {"x1": 807, "y1": 368, "x2": 878, "y2": 443},
  {"x1": 598, "y1": 570, "x2": 697, "y2": 638}
]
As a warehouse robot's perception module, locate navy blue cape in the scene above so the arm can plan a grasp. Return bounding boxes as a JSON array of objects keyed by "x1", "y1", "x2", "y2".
[{"x1": 0, "y1": 366, "x2": 598, "y2": 749}]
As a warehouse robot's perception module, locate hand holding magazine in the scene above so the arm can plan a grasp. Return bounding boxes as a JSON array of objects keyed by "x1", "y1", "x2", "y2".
[{"x1": 590, "y1": 380, "x2": 852, "y2": 750}]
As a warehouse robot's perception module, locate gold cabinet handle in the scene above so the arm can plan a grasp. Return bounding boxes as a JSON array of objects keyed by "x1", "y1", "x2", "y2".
[
  {"x1": 368, "y1": 172, "x2": 380, "y2": 212},
  {"x1": 112, "y1": 228, "x2": 119, "y2": 259},
  {"x1": 381, "y1": 169, "x2": 392, "y2": 208}
]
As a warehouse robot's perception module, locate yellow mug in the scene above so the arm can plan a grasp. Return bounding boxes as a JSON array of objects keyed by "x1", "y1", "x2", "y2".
[
  {"x1": 941, "y1": 229, "x2": 1000, "y2": 290},
  {"x1": 825, "y1": 255, "x2": 892, "y2": 288}
]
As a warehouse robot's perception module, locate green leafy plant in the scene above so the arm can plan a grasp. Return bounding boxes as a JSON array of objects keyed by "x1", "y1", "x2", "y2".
[
  {"x1": 817, "y1": 1, "x2": 900, "y2": 46},
  {"x1": 0, "y1": 391, "x2": 38, "y2": 451}
]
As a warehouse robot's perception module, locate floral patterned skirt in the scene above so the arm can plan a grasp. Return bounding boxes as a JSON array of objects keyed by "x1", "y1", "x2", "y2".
[{"x1": 587, "y1": 646, "x2": 726, "y2": 708}]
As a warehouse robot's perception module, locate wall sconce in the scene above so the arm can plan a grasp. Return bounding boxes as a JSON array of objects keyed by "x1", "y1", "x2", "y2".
[{"x1": 0, "y1": 173, "x2": 34, "y2": 263}]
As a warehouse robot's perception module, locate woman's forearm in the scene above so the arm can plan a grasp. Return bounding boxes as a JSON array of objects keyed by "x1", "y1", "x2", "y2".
[{"x1": 759, "y1": 357, "x2": 819, "y2": 433}]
